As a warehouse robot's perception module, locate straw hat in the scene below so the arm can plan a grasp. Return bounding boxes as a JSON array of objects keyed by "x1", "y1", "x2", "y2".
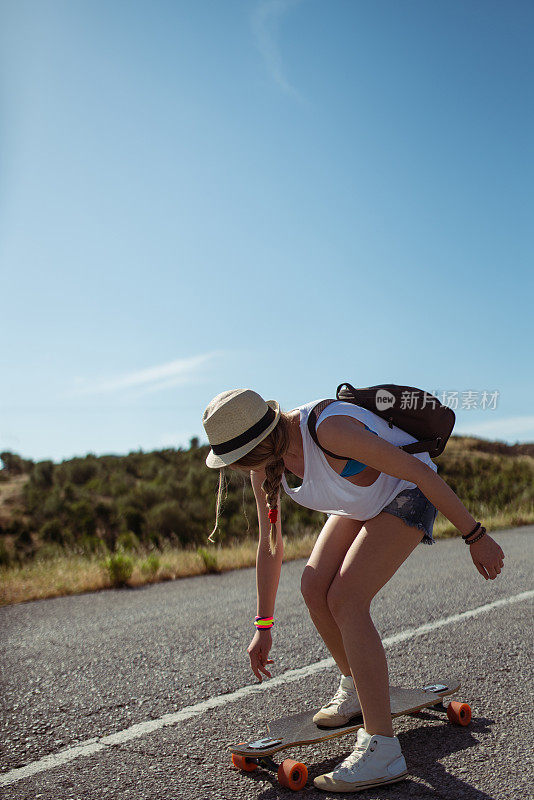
[{"x1": 202, "y1": 389, "x2": 281, "y2": 468}]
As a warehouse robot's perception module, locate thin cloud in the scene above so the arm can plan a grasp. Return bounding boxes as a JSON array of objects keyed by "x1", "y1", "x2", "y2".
[
  {"x1": 251, "y1": 0, "x2": 305, "y2": 101},
  {"x1": 455, "y1": 415, "x2": 534, "y2": 442},
  {"x1": 67, "y1": 353, "x2": 217, "y2": 398}
]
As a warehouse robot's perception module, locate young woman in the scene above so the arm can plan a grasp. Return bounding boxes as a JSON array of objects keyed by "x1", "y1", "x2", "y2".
[{"x1": 202, "y1": 388, "x2": 504, "y2": 793}]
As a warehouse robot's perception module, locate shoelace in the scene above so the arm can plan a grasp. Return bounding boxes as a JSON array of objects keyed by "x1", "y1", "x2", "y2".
[
  {"x1": 323, "y1": 684, "x2": 356, "y2": 709},
  {"x1": 334, "y1": 742, "x2": 370, "y2": 775}
]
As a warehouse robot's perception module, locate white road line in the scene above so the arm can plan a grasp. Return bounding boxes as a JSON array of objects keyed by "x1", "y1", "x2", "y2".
[{"x1": 1, "y1": 589, "x2": 532, "y2": 787}]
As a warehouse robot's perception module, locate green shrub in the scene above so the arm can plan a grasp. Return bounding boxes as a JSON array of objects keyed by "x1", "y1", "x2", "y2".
[
  {"x1": 131, "y1": 483, "x2": 166, "y2": 509},
  {"x1": 68, "y1": 500, "x2": 97, "y2": 537},
  {"x1": 40, "y1": 519, "x2": 65, "y2": 544},
  {"x1": 69, "y1": 459, "x2": 98, "y2": 485},
  {"x1": 84, "y1": 476, "x2": 102, "y2": 492},
  {"x1": 124, "y1": 457, "x2": 140, "y2": 478},
  {"x1": 116, "y1": 530, "x2": 140, "y2": 552},
  {"x1": 197, "y1": 546, "x2": 220, "y2": 574},
  {"x1": 6, "y1": 517, "x2": 30, "y2": 538},
  {"x1": 14, "y1": 527, "x2": 35, "y2": 559},
  {"x1": 31, "y1": 460, "x2": 54, "y2": 489},
  {"x1": 145, "y1": 501, "x2": 188, "y2": 544},
  {"x1": 63, "y1": 482, "x2": 76, "y2": 501},
  {"x1": 118, "y1": 505, "x2": 145, "y2": 536},
  {"x1": 0, "y1": 538, "x2": 12, "y2": 566},
  {"x1": 94, "y1": 500, "x2": 114, "y2": 523},
  {"x1": 42, "y1": 488, "x2": 64, "y2": 517},
  {"x1": 137, "y1": 461, "x2": 159, "y2": 481},
  {"x1": 78, "y1": 534, "x2": 107, "y2": 555},
  {"x1": 0, "y1": 451, "x2": 33, "y2": 475},
  {"x1": 106, "y1": 472, "x2": 136, "y2": 496},
  {"x1": 102, "y1": 553, "x2": 134, "y2": 586},
  {"x1": 140, "y1": 553, "x2": 160, "y2": 576}
]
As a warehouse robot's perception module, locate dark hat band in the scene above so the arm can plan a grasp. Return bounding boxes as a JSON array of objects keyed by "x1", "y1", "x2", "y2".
[{"x1": 211, "y1": 406, "x2": 276, "y2": 456}]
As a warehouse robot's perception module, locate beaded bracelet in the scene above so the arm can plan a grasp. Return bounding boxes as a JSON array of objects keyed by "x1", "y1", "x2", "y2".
[
  {"x1": 462, "y1": 522, "x2": 481, "y2": 541},
  {"x1": 254, "y1": 615, "x2": 274, "y2": 630},
  {"x1": 465, "y1": 526, "x2": 486, "y2": 546}
]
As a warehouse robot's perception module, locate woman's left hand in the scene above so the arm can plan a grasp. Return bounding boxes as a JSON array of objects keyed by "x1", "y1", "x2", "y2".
[{"x1": 469, "y1": 533, "x2": 505, "y2": 580}]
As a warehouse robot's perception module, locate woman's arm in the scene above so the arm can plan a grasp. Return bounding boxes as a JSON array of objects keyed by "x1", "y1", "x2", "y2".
[
  {"x1": 318, "y1": 416, "x2": 476, "y2": 534},
  {"x1": 317, "y1": 416, "x2": 505, "y2": 578},
  {"x1": 247, "y1": 469, "x2": 283, "y2": 681},
  {"x1": 251, "y1": 468, "x2": 283, "y2": 615}
]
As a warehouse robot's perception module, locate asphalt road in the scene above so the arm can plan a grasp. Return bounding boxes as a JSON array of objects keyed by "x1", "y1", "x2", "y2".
[{"x1": 1, "y1": 525, "x2": 533, "y2": 799}]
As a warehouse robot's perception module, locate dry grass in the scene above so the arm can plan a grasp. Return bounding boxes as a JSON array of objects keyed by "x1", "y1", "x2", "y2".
[
  {"x1": 2, "y1": 507, "x2": 533, "y2": 606},
  {"x1": 0, "y1": 535, "x2": 320, "y2": 606}
]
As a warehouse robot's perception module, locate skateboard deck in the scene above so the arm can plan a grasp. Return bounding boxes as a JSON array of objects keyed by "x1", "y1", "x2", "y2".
[{"x1": 230, "y1": 677, "x2": 471, "y2": 791}]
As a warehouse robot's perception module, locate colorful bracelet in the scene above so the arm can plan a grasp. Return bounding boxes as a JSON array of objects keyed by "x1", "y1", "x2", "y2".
[
  {"x1": 254, "y1": 615, "x2": 274, "y2": 629},
  {"x1": 465, "y1": 527, "x2": 486, "y2": 545}
]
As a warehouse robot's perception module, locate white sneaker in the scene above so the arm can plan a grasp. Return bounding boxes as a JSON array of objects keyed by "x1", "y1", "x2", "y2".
[
  {"x1": 313, "y1": 674, "x2": 361, "y2": 727},
  {"x1": 314, "y1": 727, "x2": 408, "y2": 792}
]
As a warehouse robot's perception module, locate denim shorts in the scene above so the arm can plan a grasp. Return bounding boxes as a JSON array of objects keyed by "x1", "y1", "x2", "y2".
[{"x1": 380, "y1": 486, "x2": 438, "y2": 545}]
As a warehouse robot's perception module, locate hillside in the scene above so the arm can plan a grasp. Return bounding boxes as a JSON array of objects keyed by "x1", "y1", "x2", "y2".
[{"x1": 1, "y1": 434, "x2": 533, "y2": 568}]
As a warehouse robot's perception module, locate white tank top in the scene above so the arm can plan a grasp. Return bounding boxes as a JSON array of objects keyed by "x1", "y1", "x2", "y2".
[{"x1": 281, "y1": 398, "x2": 438, "y2": 520}]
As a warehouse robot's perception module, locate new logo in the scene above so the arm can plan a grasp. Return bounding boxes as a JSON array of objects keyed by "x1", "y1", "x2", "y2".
[{"x1": 375, "y1": 389, "x2": 395, "y2": 410}]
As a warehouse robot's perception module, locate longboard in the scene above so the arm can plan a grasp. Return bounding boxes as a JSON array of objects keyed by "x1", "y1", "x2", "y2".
[{"x1": 230, "y1": 677, "x2": 471, "y2": 791}]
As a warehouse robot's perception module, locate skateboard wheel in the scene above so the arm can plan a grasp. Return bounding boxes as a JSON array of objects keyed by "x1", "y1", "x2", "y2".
[
  {"x1": 277, "y1": 759, "x2": 308, "y2": 790},
  {"x1": 446, "y1": 701, "x2": 472, "y2": 726},
  {"x1": 231, "y1": 745, "x2": 258, "y2": 772}
]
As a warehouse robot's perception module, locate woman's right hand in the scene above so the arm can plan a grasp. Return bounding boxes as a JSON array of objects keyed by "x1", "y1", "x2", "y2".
[
  {"x1": 469, "y1": 531, "x2": 505, "y2": 580},
  {"x1": 247, "y1": 629, "x2": 274, "y2": 682}
]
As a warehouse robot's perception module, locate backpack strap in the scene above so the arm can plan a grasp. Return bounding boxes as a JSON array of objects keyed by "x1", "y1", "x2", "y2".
[
  {"x1": 307, "y1": 399, "x2": 347, "y2": 460},
  {"x1": 400, "y1": 438, "x2": 443, "y2": 455},
  {"x1": 308, "y1": 400, "x2": 443, "y2": 460}
]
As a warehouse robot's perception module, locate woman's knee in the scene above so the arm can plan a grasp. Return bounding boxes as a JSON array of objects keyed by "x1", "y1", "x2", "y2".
[
  {"x1": 300, "y1": 566, "x2": 329, "y2": 612},
  {"x1": 326, "y1": 579, "x2": 371, "y2": 624}
]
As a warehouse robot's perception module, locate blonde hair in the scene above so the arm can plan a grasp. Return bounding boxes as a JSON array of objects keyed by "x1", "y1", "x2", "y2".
[{"x1": 208, "y1": 411, "x2": 291, "y2": 555}]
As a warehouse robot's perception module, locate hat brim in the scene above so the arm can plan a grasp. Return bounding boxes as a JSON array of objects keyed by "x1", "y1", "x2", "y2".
[{"x1": 205, "y1": 400, "x2": 281, "y2": 469}]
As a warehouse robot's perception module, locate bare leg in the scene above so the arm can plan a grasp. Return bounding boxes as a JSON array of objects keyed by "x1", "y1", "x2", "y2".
[
  {"x1": 301, "y1": 515, "x2": 363, "y2": 676},
  {"x1": 326, "y1": 512, "x2": 423, "y2": 737}
]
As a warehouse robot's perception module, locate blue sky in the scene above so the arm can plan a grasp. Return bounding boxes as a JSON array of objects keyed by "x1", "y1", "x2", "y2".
[{"x1": 1, "y1": 0, "x2": 533, "y2": 463}]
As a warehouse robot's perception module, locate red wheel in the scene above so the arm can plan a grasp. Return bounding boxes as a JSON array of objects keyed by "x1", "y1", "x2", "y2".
[
  {"x1": 447, "y1": 701, "x2": 472, "y2": 726},
  {"x1": 231, "y1": 744, "x2": 258, "y2": 772},
  {"x1": 277, "y1": 759, "x2": 308, "y2": 790}
]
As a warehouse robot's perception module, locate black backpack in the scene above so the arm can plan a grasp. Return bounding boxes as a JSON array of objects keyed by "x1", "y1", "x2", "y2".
[{"x1": 307, "y1": 383, "x2": 455, "y2": 461}]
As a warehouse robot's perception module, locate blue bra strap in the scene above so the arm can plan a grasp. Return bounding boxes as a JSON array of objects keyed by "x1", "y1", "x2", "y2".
[{"x1": 338, "y1": 424, "x2": 378, "y2": 477}]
